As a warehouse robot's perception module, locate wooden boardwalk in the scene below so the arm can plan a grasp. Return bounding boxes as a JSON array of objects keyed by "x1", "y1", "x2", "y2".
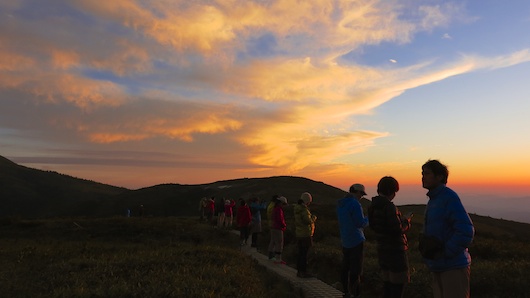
[{"x1": 238, "y1": 243, "x2": 345, "y2": 298}]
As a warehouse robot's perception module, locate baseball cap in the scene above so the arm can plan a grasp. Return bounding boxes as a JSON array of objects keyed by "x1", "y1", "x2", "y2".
[
  {"x1": 278, "y1": 196, "x2": 288, "y2": 204},
  {"x1": 350, "y1": 183, "x2": 367, "y2": 195}
]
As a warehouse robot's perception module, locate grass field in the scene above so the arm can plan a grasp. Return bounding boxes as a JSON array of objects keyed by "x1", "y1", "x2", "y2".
[
  {"x1": 0, "y1": 217, "x2": 297, "y2": 298},
  {"x1": 1, "y1": 208, "x2": 529, "y2": 298}
]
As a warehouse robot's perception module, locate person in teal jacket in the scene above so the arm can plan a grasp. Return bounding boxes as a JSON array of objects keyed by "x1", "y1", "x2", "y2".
[
  {"x1": 420, "y1": 160, "x2": 474, "y2": 298},
  {"x1": 249, "y1": 197, "x2": 268, "y2": 248},
  {"x1": 337, "y1": 183, "x2": 369, "y2": 298}
]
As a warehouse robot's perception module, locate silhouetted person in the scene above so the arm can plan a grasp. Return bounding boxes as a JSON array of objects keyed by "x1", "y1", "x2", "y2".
[
  {"x1": 199, "y1": 197, "x2": 208, "y2": 220},
  {"x1": 368, "y1": 177, "x2": 411, "y2": 298},
  {"x1": 420, "y1": 160, "x2": 474, "y2": 298},
  {"x1": 267, "y1": 195, "x2": 280, "y2": 259},
  {"x1": 269, "y1": 196, "x2": 288, "y2": 264},
  {"x1": 236, "y1": 199, "x2": 252, "y2": 246},
  {"x1": 294, "y1": 192, "x2": 317, "y2": 278},
  {"x1": 223, "y1": 199, "x2": 236, "y2": 228},
  {"x1": 206, "y1": 197, "x2": 215, "y2": 224},
  {"x1": 216, "y1": 197, "x2": 225, "y2": 228},
  {"x1": 249, "y1": 197, "x2": 267, "y2": 248},
  {"x1": 337, "y1": 184, "x2": 369, "y2": 298}
]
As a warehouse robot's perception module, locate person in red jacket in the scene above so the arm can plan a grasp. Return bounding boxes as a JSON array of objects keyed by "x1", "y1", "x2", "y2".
[
  {"x1": 223, "y1": 199, "x2": 236, "y2": 228},
  {"x1": 236, "y1": 198, "x2": 252, "y2": 246},
  {"x1": 206, "y1": 197, "x2": 215, "y2": 225},
  {"x1": 269, "y1": 196, "x2": 288, "y2": 264}
]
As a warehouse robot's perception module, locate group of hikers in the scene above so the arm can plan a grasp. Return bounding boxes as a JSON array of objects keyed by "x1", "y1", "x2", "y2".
[
  {"x1": 198, "y1": 192, "x2": 316, "y2": 277},
  {"x1": 199, "y1": 159, "x2": 475, "y2": 298}
]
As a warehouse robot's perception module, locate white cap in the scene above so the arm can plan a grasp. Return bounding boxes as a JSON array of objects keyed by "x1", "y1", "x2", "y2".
[
  {"x1": 350, "y1": 183, "x2": 367, "y2": 195},
  {"x1": 300, "y1": 192, "x2": 312, "y2": 204}
]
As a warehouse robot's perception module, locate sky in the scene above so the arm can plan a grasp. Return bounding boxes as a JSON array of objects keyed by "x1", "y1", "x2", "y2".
[{"x1": 1, "y1": 1, "x2": 530, "y2": 222}]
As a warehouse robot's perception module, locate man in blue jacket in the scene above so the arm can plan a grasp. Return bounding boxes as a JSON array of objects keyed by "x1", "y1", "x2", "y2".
[
  {"x1": 420, "y1": 160, "x2": 475, "y2": 298},
  {"x1": 337, "y1": 183, "x2": 369, "y2": 298}
]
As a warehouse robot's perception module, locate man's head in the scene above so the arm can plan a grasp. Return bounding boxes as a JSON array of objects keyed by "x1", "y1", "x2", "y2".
[
  {"x1": 300, "y1": 192, "x2": 313, "y2": 205},
  {"x1": 271, "y1": 194, "x2": 279, "y2": 204},
  {"x1": 377, "y1": 176, "x2": 399, "y2": 197},
  {"x1": 349, "y1": 183, "x2": 367, "y2": 199},
  {"x1": 422, "y1": 159, "x2": 449, "y2": 190},
  {"x1": 278, "y1": 196, "x2": 288, "y2": 205}
]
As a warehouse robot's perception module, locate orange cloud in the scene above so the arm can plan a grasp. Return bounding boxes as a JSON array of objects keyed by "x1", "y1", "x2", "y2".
[
  {"x1": 68, "y1": 0, "x2": 450, "y2": 59},
  {"x1": 0, "y1": 50, "x2": 35, "y2": 72},
  {"x1": 30, "y1": 74, "x2": 125, "y2": 109},
  {"x1": 240, "y1": 111, "x2": 388, "y2": 171},
  {"x1": 0, "y1": 67, "x2": 125, "y2": 110},
  {"x1": 89, "y1": 133, "x2": 149, "y2": 143},
  {"x1": 217, "y1": 57, "x2": 387, "y2": 105},
  {"x1": 78, "y1": 101, "x2": 244, "y2": 144},
  {"x1": 73, "y1": 0, "x2": 237, "y2": 54},
  {"x1": 144, "y1": 115, "x2": 242, "y2": 142},
  {"x1": 51, "y1": 50, "x2": 81, "y2": 70}
]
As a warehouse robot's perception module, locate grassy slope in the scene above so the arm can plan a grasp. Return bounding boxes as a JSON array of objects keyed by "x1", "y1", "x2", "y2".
[
  {"x1": 0, "y1": 209, "x2": 528, "y2": 298},
  {"x1": 0, "y1": 217, "x2": 298, "y2": 298}
]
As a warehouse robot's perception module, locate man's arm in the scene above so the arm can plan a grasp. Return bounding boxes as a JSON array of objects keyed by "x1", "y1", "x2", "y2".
[
  {"x1": 445, "y1": 197, "x2": 474, "y2": 257},
  {"x1": 353, "y1": 201, "x2": 369, "y2": 228}
]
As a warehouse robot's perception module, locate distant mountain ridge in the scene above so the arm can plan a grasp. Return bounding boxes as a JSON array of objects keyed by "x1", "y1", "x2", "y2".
[
  {"x1": 0, "y1": 155, "x2": 349, "y2": 218},
  {"x1": 0, "y1": 155, "x2": 128, "y2": 217},
  {"x1": 100, "y1": 176, "x2": 352, "y2": 217}
]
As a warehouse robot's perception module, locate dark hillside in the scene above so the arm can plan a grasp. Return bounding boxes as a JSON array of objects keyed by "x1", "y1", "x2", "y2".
[
  {"x1": 1, "y1": 156, "x2": 350, "y2": 218},
  {"x1": 204, "y1": 176, "x2": 348, "y2": 205},
  {"x1": 97, "y1": 176, "x2": 350, "y2": 217},
  {"x1": 0, "y1": 156, "x2": 128, "y2": 217}
]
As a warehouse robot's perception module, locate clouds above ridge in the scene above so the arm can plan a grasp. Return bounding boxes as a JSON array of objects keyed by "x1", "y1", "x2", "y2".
[{"x1": 2, "y1": 0, "x2": 530, "y2": 187}]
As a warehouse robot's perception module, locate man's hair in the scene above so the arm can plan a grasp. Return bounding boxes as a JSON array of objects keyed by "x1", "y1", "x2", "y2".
[
  {"x1": 377, "y1": 176, "x2": 399, "y2": 196},
  {"x1": 422, "y1": 159, "x2": 449, "y2": 184}
]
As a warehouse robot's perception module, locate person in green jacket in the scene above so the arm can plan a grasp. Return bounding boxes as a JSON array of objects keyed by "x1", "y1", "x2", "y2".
[
  {"x1": 267, "y1": 195, "x2": 280, "y2": 260},
  {"x1": 294, "y1": 192, "x2": 317, "y2": 278}
]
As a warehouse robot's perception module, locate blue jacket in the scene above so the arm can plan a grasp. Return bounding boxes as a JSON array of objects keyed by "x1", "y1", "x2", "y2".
[
  {"x1": 249, "y1": 201, "x2": 267, "y2": 223},
  {"x1": 337, "y1": 194, "x2": 369, "y2": 248},
  {"x1": 423, "y1": 185, "x2": 475, "y2": 272}
]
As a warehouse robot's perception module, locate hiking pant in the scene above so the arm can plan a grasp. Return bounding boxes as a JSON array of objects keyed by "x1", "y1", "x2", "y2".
[
  {"x1": 432, "y1": 266, "x2": 470, "y2": 298},
  {"x1": 296, "y1": 236, "x2": 312, "y2": 273},
  {"x1": 268, "y1": 229, "x2": 284, "y2": 255},
  {"x1": 341, "y1": 242, "x2": 364, "y2": 297}
]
